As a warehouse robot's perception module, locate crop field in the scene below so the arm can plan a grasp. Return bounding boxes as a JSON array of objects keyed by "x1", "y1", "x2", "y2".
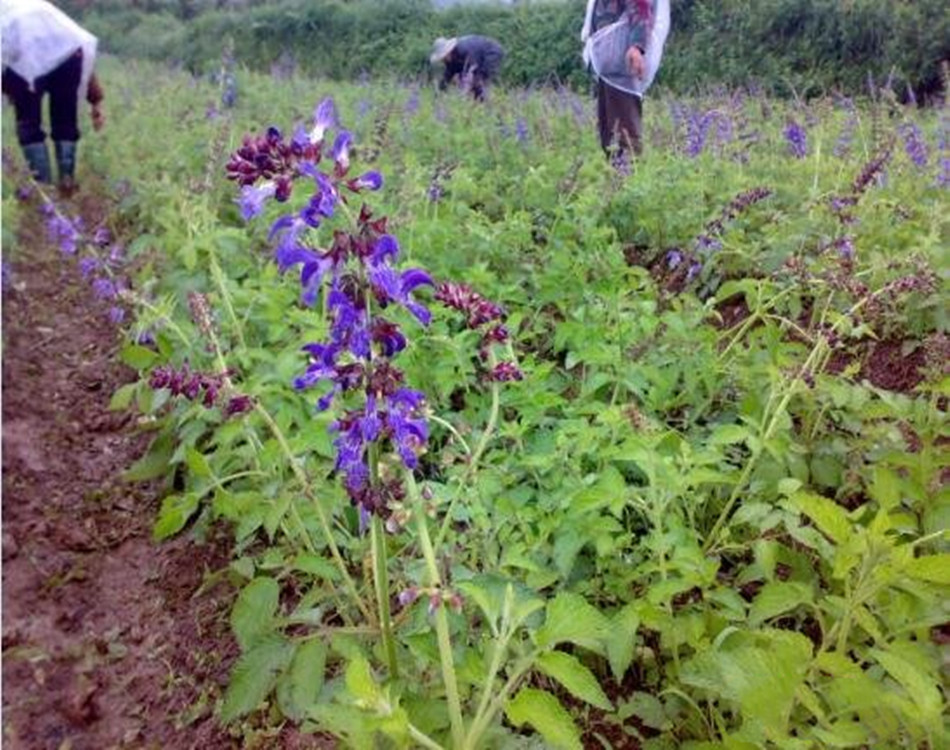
[{"x1": 2, "y1": 56, "x2": 948, "y2": 749}]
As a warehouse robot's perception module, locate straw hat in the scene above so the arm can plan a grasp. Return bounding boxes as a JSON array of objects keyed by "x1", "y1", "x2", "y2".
[{"x1": 430, "y1": 37, "x2": 458, "y2": 64}]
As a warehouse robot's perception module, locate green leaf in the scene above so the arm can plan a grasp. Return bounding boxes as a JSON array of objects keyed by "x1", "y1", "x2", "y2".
[
  {"x1": 152, "y1": 493, "x2": 200, "y2": 541},
  {"x1": 345, "y1": 653, "x2": 381, "y2": 707},
  {"x1": 682, "y1": 631, "x2": 813, "y2": 740},
  {"x1": 871, "y1": 648, "x2": 942, "y2": 723},
  {"x1": 292, "y1": 553, "x2": 341, "y2": 582},
  {"x1": 536, "y1": 651, "x2": 612, "y2": 711},
  {"x1": 869, "y1": 466, "x2": 901, "y2": 510},
  {"x1": 184, "y1": 447, "x2": 213, "y2": 479},
  {"x1": 122, "y1": 433, "x2": 174, "y2": 482},
  {"x1": 606, "y1": 603, "x2": 640, "y2": 682},
  {"x1": 220, "y1": 635, "x2": 294, "y2": 722},
  {"x1": 505, "y1": 688, "x2": 582, "y2": 750},
  {"x1": 109, "y1": 382, "x2": 138, "y2": 411},
  {"x1": 119, "y1": 344, "x2": 159, "y2": 371},
  {"x1": 789, "y1": 491, "x2": 851, "y2": 545},
  {"x1": 264, "y1": 495, "x2": 292, "y2": 540},
  {"x1": 624, "y1": 692, "x2": 670, "y2": 731},
  {"x1": 748, "y1": 582, "x2": 813, "y2": 627},
  {"x1": 276, "y1": 639, "x2": 327, "y2": 721},
  {"x1": 231, "y1": 577, "x2": 280, "y2": 651},
  {"x1": 708, "y1": 424, "x2": 749, "y2": 446},
  {"x1": 535, "y1": 592, "x2": 610, "y2": 653},
  {"x1": 904, "y1": 554, "x2": 950, "y2": 584}
]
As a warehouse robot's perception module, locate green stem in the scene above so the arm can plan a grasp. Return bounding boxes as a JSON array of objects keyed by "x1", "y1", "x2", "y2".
[
  {"x1": 407, "y1": 472, "x2": 465, "y2": 748},
  {"x1": 209, "y1": 251, "x2": 248, "y2": 351},
  {"x1": 464, "y1": 654, "x2": 537, "y2": 750},
  {"x1": 372, "y1": 514, "x2": 399, "y2": 678},
  {"x1": 704, "y1": 338, "x2": 827, "y2": 553},
  {"x1": 435, "y1": 351, "x2": 501, "y2": 551},
  {"x1": 409, "y1": 724, "x2": 447, "y2": 750},
  {"x1": 254, "y1": 404, "x2": 373, "y2": 622}
]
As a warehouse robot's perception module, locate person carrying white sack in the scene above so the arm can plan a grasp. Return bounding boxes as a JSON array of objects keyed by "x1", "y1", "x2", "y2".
[
  {"x1": 581, "y1": 0, "x2": 670, "y2": 158},
  {"x1": 1, "y1": 0, "x2": 104, "y2": 194}
]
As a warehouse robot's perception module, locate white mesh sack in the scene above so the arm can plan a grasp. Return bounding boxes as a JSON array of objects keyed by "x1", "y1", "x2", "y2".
[
  {"x1": 1, "y1": 0, "x2": 97, "y2": 98},
  {"x1": 582, "y1": 0, "x2": 670, "y2": 97}
]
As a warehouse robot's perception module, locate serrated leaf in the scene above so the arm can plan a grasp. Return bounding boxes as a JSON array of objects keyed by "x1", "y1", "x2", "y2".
[
  {"x1": 505, "y1": 688, "x2": 582, "y2": 750},
  {"x1": 292, "y1": 553, "x2": 341, "y2": 581},
  {"x1": 220, "y1": 635, "x2": 294, "y2": 722},
  {"x1": 748, "y1": 582, "x2": 813, "y2": 627},
  {"x1": 152, "y1": 493, "x2": 200, "y2": 541},
  {"x1": 276, "y1": 639, "x2": 326, "y2": 721},
  {"x1": 535, "y1": 592, "x2": 610, "y2": 652},
  {"x1": 606, "y1": 603, "x2": 640, "y2": 682},
  {"x1": 790, "y1": 491, "x2": 851, "y2": 545},
  {"x1": 536, "y1": 651, "x2": 612, "y2": 710},
  {"x1": 231, "y1": 577, "x2": 280, "y2": 650},
  {"x1": 904, "y1": 554, "x2": 950, "y2": 584}
]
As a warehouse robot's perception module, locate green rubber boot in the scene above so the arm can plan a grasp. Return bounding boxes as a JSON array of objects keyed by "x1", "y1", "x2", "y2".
[
  {"x1": 54, "y1": 140, "x2": 78, "y2": 196},
  {"x1": 21, "y1": 142, "x2": 52, "y2": 183}
]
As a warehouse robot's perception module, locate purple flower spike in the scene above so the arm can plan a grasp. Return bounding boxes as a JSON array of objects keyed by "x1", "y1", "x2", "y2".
[
  {"x1": 238, "y1": 181, "x2": 277, "y2": 221},
  {"x1": 309, "y1": 97, "x2": 336, "y2": 144}
]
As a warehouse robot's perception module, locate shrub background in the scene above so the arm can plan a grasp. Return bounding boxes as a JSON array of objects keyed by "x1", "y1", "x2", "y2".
[{"x1": 61, "y1": 0, "x2": 948, "y2": 98}]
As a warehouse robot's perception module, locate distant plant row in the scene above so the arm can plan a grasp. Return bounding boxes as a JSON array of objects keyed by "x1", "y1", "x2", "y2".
[{"x1": 66, "y1": 0, "x2": 949, "y2": 99}]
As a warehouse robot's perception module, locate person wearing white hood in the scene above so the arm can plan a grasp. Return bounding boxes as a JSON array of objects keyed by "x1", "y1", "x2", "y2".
[
  {"x1": 581, "y1": 0, "x2": 669, "y2": 159},
  {"x1": 1, "y1": 0, "x2": 104, "y2": 193}
]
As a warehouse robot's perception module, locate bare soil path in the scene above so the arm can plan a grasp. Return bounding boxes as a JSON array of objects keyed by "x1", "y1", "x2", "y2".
[{"x1": 2, "y1": 184, "x2": 239, "y2": 750}]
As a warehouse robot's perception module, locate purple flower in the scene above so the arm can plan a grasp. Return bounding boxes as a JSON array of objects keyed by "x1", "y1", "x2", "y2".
[
  {"x1": 397, "y1": 586, "x2": 420, "y2": 608},
  {"x1": 367, "y1": 236, "x2": 433, "y2": 324},
  {"x1": 79, "y1": 256, "x2": 100, "y2": 278},
  {"x1": 384, "y1": 388, "x2": 428, "y2": 469},
  {"x1": 685, "y1": 109, "x2": 716, "y2": 158},
  {"x1": 515, "y1": 118, "x2": 529, "y2": 143},
  {"x1": 93, "y1": 227, "x2": 112, "y2": 246},
  {"x1": 238, "y1": 181, "x2": 277, "y2": 221},
  {"x1": 347, "y1": 170, "x2": 383, "y2": 192},
  {"x1": 330, "y1": 131, "x2": 353, "y2": 173},
  {"x1": 936, "y1": 157, "x2": 950, "y2": 189},
  {"x1": 899, "y1": 122, "x2": 928, "y2": 168},
  {"x1": 834, "y1": 236, "x2": 855, "y2": 260},
  {"x1": 108, "y1": 306, "x2": 126, "y2": 324},
  {"x1": 309, "y1": 97, "x2": 336, "y2": 144},
  {"x1": 404, "y1": 88, "x2": 420, "y2": 117},
  {"x1": 93, "y1": 277, "x2": 117, "y2": 300},
  {"x1": 784, "y1": 120, "x2": 807, "y2": 159},
  {"x1": 666, "y1": 250, "x2": 683, "y2": 270}
]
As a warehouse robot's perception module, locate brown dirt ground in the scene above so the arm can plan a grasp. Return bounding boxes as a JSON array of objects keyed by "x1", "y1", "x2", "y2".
[{"x1": 2, "y1": 186, "x2": 242, "y2": 749}]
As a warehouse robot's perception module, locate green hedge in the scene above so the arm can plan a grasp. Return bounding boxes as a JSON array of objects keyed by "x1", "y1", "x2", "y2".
[{"x1": 74, "y1": 0, "x2": 948, "y2": 98}]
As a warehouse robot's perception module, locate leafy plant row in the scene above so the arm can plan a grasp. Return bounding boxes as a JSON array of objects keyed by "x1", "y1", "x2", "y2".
[{"x1": 3, "y1": 57, "x2": 947, "y2": 748}]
